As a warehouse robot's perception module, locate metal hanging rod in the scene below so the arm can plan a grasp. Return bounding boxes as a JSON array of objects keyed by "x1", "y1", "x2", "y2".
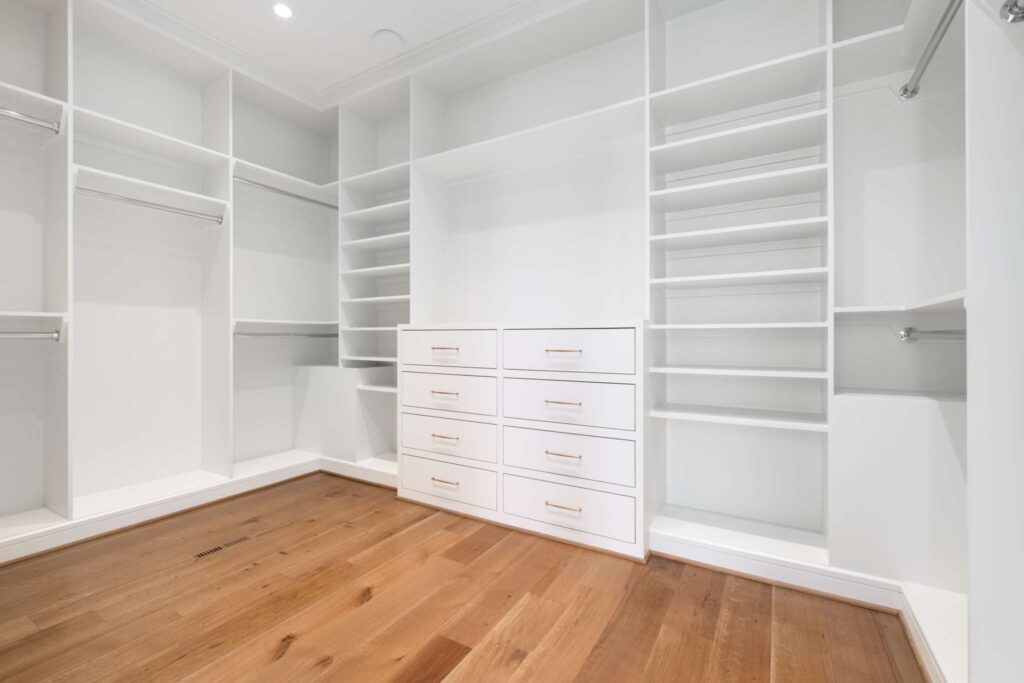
[
  {"x1": 1002, "y1": 0, "x2": 1024, "y2": 23},
  {"x1": 233, "y1": 177, "x2": 339, "y2": 210},
  {"x1": 897, "y1": 327, "x2": 966, "y2": 343},
  {"x1": 75, "y1": 187, "x2": 224, "y2": 225},
  {"x1": 900, "y1": 0, "x2": 964, "y2": 100},
  {"x1": 234, "y1": 332, "x2": 339, "y2": 339},
  {"x1": 0, "y1": 331, "x2": 61, "y2": 342},
  {"x1": 0, "y1": 107, "x2": 61, "y2": 134}
]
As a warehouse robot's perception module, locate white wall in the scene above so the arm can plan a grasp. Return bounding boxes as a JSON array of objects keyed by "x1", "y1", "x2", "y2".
[{"x1": 966, "y1": 1, "x2": 1024, "y2": 679}]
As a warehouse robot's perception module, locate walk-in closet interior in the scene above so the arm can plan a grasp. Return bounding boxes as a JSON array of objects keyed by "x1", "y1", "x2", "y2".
[{"x1": 1, "y1": 0, "x2": 1021, "y2": 679}]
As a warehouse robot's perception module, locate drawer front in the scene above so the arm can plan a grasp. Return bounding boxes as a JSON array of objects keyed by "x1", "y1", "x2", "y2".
[
  {"x1": 403, "y1": 455, "x2": 497, "y2": 510},
  {"x1": 402, "y1": 372, "x2": 497, "y2": 416},
  {"x1": 402, "y1": 330, "x2": 497, "y2": 369},
  {"x1": 503, "y1": 328, "x2": 635, "y2": 374},
  {"x1": 503, "y1": 474, "x2": 635, "y2": 543},
  {"x1": 402, "y1": 414, "x2": 497, "y2": 463},
  {"x1": 503, "y1": 426, "x2": 635, "y2": 486},
  {"x1": 503, "y1": 378, "x2": 635, "y2": 431}
]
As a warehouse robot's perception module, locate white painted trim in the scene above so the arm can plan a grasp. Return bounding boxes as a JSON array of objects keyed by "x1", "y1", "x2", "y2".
[{"x1": 899, "y1": 590, "x2": 948, "y2": 683}]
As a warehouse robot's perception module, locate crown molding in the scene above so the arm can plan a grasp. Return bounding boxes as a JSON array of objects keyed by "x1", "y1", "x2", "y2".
[{"x1": 93, "y1": 0, "x2": 587, "y2": 110}]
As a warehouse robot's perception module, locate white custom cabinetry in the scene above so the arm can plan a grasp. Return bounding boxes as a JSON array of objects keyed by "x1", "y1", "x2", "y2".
[{"x1": 398, "y1": 323, "x2": 645, "y2": 559}]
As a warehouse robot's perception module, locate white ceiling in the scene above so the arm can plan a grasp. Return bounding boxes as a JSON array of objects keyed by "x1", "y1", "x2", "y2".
[{"x1": 135, "y1": 0, "x2": 539, "y2": 99}]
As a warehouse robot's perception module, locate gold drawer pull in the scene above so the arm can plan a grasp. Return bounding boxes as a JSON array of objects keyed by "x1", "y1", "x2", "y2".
[
  {"x1": 545, "y1": 399, "x2": 582, "y2": 406},
  {"x1": 545, "y1": 348, "x2": 583, "y2": 353},
  {"x1": 431, "y1": 433, "x2": 460, "y2": 442},
  {"x1": 431, "y1": 390, "x2": 460, "y2": 397},
  {"x1": 545, "y1": 501, "x2": 582, "y2": 513},
  {"x1": 431, "y1": 346, "x2": 459, "y2": 351},
  {"x1": 545, "y1": 450, "x2": 582, "y2": 460},
  {"x1": 431, "y1": 476, "x2": 459, "y2": 486}
]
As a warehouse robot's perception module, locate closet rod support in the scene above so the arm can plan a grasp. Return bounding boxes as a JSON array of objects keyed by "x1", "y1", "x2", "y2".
[
  {"x1": 75, "y1": 187, "x2": 224, "y2": 225},
  {"x1": 899, "y1": 0, "x2": 964, "y2": 100},
  {"x1": 897, "y1": 327, "x2": 966, "y2": 343},
  {"x1": 1002, "y1": 0, "x2": 1024, "y2": 23},
  {"x1": 233, "y1": 177, "x2": 339, "y2": 210},
  {"x1": 0, "y1": 331, "x2": 61, "y2": 342},
  {"x1": 0, "y1": 107, "x2": 61, "y2": 134}
]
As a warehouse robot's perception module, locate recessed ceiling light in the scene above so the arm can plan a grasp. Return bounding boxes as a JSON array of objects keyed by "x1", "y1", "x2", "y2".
[
  {"x1": 273, "y1": 3, "x2": 293, "y2": 19},
  {"x1": 372, "y1": 29, "x2": 406, "y2": 52}
]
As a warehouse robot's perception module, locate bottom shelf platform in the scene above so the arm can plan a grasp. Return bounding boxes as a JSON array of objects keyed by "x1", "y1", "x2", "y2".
[
  {"x1": 0, "y1": 507, "x2": 68, "y2": 544},
  {"x1": 75, "y1": 470, "x2": 232, "y2": 519},
  {"x1": 650, "y1": 504, "x2": 828, "y2": 566}
]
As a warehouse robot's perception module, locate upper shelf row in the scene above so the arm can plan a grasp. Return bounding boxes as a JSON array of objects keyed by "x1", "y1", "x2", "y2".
[{"x1": 1, "y1": 0, "x2": 957, "y2": 187}]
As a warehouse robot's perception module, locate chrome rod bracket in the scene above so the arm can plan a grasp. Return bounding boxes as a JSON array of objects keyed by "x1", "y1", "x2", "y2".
[
  {"x1": 896, "y1": 327, "x2": 966, "y2": 343},
  {"x1": 1002, "y1": 0, "x2": 1024, "y2": 23}
]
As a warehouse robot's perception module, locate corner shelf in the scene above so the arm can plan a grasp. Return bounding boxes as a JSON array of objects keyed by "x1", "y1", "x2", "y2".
[
  {"x1": 339, "y1": 162, "x2": 410, "y2": 197},
  {"x1": 340, "y1": 231, "x2": 411, "y2": 252},
  {"x1": 650, "y1": 403, "x2": 828, "y2": 433},
  {"x1": 340, "y1": 294, "x2": 411, "y2": 305},
  {"x1": 233, "y1": 159, "x2": 338, "y2": 206},
  {"x1": 340, "y1": 263, "x2": 411, "y2": 279},
  {"x1": 233, "y1": 319, "x2": 338, "y2": 335},
  {"x1": 340, "y1": 199, "x2": 410, "y2": 226}
]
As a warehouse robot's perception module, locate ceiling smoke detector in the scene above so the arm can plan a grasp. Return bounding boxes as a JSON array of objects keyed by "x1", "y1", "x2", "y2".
[{"x1": 373, "y1": 29, "x2": 406, "y2": 52}]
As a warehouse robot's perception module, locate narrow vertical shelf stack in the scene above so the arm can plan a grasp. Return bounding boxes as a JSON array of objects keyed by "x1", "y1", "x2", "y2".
[{"x1": 646, "y1": 0, "x2": 831, "y2": 564}]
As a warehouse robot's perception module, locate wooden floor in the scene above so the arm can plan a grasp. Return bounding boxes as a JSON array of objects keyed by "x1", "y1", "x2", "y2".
[{"x1": 0, "y1": 474, "x2": 925, "y2": 682}]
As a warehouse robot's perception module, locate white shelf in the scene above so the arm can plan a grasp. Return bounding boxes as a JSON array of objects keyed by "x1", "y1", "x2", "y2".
[
  {"x1": 0, "y1": 81, "x2": 64, "y2": 134},
  {"x1": 233, "y1": 319, "x2": 339, "y2": 335},
  {"x1": 651, "y1": 216, "x2": 828, "y2": 250},
  {"x1": 651, "y1": 109, "x2": 827, "y2": 174},
  {"x1": 234, "y1": 159, "x2": 338, "y2": 206},
  {"x1": 650, "y1": 504, "x2": 828, "y2": 565},
  {"x1": 415, "y1": 97, "x2": 644, "y2": 182},
  {"x1": 651, "y1": 321, "x2": 827, "y2": 331},
  {"x1": 340, "y1": 294, "x2": 411, "y2": 305},
  {"x1": 651, "y1": 266, "x2": 828, "y2": 290},
  {"x1": 75, "y1": 165, "x2": 228, "y2": 222},
  {"x1": 0, "y1": 311, "x2": 66, "y2": 327},
  {"x1": 650, "y1": 403, "x2": 828, "y2": 433},
  {"x1": 835, "y1": 290, "x2": 966, "y2": 315},
  {"x1": 0, "y1": 508, "x2": 67, "y2": 544},
  {"x1": 834, "y1": 25, "x2": 917, "y2": 87},
  {"x1": 340, "y1": 199, "x2": 411, "y2": 226},
  {"x1": 650, "y1": 366, "x2": 827, "y2": 380},
  {"x1": 339, "y1": 326, "x2": 398, "y2": 333},
  {"x1": 835, "y1": 388, "x2": 967, "y2": 403},
  {"x1": 652, "y1": 163, "x2": 829, "y2": 213},
  {"x1": 342, "y1": 355, "x2": 398, "y2": 364},
  {"x1": 231, "y1": 450, "x2": 321, "y2": 479},
  {"x1": 357, "y1": 384, "x2": 398, "y2": 395},
  {"x1": 75, "y1": 107, "x2": 228, "y2": 168},
  {"x1": 340, "y1": 263, "x2": 410, "y2": 279},
  {"x1": 650, "y1": 48, "x2": 827, "y2": 128},
  {"x1": 74, "y1": 469, "x2": 231, "y2": 519},
  {"x1": 340, "y1": 162, "x2": 410, "y2": 197},
  {"x1": 340, "y1": 231, "x2": 411, "y2": 252},
  {"x1": 902, "y1": 582, "x2": 968, "y2": 683}
]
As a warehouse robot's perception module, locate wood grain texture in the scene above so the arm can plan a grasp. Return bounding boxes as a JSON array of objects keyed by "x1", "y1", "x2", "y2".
[{"x1": 0, "y1": 474, "x2": 926, "y2": 682}]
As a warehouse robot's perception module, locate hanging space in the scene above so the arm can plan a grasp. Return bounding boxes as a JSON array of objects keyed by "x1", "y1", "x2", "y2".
[
  {"x1": 646, "y1": 0, "x2": 830, "y2": 564},
  {"x1": 0, "y1": 0, "x2": 71, "y2": 538},
  {"x1": 70, "y1": 0, "x2": 233, "y2": 516}
]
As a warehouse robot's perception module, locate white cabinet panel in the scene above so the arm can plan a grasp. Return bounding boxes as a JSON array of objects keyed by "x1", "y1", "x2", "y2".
[
  {"x1": 402, "y1": 330, "x2": 497, "y2": 369},
  {"x1": 503, "y1": 378, "x2": 635, "y2": 430},
  {"x1": 503, "y1": 474, "x2": 635, "y2": 543},
  {"x1": 402, "y1": 372, "x2": 497, "y2": 416},
  {"x1": 503, "y1": 426, "x2": 634, "y2": 486},
  {"x1": 503, "y1": 328, "x2": 635, "y2": 374},
  {"x1": 402, "y1": 413, "x2": 497, "y2": 463},
  {"x1": 403, "y1": 454, "x2": 497, "y2": 510}
]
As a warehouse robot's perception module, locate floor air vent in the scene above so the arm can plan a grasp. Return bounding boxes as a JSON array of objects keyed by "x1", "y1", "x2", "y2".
[{"x1": 194, "y1": 536, "x2": 250, "y2": 559}]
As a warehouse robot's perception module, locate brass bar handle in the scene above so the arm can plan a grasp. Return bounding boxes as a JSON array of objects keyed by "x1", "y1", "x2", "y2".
[
  {"x1": 545, "y1": 501, "x2": 582, "y2": 513},
  {"x1": 545, "y1": 399, "x2": 582, "y2": 406},
  {"x1": 431, "y1": 390, "x2": 460, "y2": 397},
  {"x1": 431, "y1": 433, "x2": 460, "y2": 442},
  {"x1": 545, "y1": 348, "x2": 583, "y2": 353},
  {"x1": 431, "y1": 477, "x2": 459, "y2": 486},
  {"x1": 431, "y1": 346, "x2": 459, "y2": 351},
  {"x1": 545, "y1": 450, "x2": 582, "y2": 460}
]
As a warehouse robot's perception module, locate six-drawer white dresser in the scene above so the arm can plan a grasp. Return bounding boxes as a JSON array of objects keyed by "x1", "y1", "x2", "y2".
[{"x1": 397, "y1": 322, "x2": 646, "y2": 559}]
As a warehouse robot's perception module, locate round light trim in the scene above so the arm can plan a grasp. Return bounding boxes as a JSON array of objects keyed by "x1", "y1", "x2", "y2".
[
  {"x1": 273, "y1": 3, "x2": 293, "y2": 19},
  {"x1": 372, "y1": 29, "x2": 406, "y2": 51}
]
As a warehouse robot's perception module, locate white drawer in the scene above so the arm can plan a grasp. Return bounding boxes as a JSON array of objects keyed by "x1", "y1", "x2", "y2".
[
  {"x1": 402, "y1": 372, "x2": 497, "y2": 416},
  {"x1": 503, "y1": 426, "x2": 634, "y2": 486},
  {"x1": 503, "y1": 474, "x2": 635, "y2": 543},
  {"x1": 402, "y1": 330, "x2": 497, "y2": 369},
  {"x1": 503, "y1": 328, "x2": 635, "y2": 374},
  {"x1": 403, "y1": 454, "x2": 497, "y2": 510},
  {"x1": 402, "y1": 413, "x2": 497, "y2": 463},
  {"x1": 503, "y1": 378, "x2": 635, "y2": 431}
]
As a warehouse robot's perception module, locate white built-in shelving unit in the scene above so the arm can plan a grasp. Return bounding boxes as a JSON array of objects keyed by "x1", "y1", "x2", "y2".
[{"x1": 0, "y1": 1, "x2": 969, "y2": 677}]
